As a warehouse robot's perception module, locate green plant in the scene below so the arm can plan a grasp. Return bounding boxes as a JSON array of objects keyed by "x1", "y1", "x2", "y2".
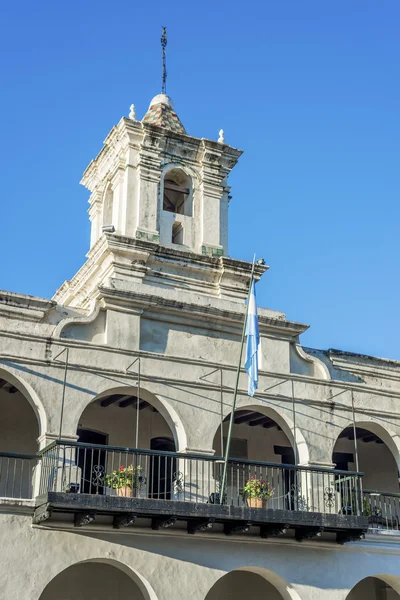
[
  {"x1": 362, "y1": 497, "x2": 371, "y2": 517},
  {"x1": 362, "y1": 497, "x2": 382, "y2": 518},
  {"x1": 105, "y1": 464, "x2": 143, "y2": 490},
  {"x1": 241, "y1": 475, "x2": 274, "y2": 501}
]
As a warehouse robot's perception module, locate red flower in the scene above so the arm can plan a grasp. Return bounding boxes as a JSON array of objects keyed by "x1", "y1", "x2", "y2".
[{"x1": 120, "y1": 465, "x2": 125, "y2": 472}]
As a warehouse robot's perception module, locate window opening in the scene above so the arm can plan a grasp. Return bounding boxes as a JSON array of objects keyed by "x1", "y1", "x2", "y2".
[
  {"x1": 172, "y1": 221, "x2": 184, "y2": 245},
  {"x1": 163, "y1": 168, "x2": 192, "y2": 216}
]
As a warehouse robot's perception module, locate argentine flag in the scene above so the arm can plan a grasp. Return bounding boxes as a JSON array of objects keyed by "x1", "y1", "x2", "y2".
[{"x1": 244, "y1": 279, "x2": 260, "y2": 397}]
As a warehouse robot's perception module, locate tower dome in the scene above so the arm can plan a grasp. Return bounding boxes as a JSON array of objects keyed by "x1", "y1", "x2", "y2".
[{"x1": 142, "y1": 94, "x2": 186, "y2": 134}]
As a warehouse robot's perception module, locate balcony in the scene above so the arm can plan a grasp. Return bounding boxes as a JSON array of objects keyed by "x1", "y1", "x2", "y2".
[
  {"x1": 31, "y1": 441, "x2": 367, "y2": 542},
  {"x1": 363, "y1": 490, "x2": 400, "y2": 533},
  {"x1": 0, "y1": 451, "x2": 37, "y2": 501}
]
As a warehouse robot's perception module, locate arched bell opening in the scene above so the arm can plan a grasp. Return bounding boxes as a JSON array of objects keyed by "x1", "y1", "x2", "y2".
[{"x1": 162, "y1": 167, "x2": 192, "y2": 216}]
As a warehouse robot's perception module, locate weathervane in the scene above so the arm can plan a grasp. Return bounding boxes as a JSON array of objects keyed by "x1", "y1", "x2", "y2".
[{"x1": 161, "y1": 26, "x2": 167, "y2": 94}]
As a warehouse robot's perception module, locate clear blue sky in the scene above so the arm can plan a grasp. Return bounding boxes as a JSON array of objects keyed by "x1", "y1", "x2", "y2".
[{"x1": 0, "y1": 1, "x2": 399, "y2": 359}]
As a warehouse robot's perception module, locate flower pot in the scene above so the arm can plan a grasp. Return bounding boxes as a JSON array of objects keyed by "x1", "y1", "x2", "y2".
[
  {"x1": 246, "y1": 497, "x2": 267, "y2": 509},
  {"x1": 116, "y1": 486, "x2": 137, "y2": 498}
]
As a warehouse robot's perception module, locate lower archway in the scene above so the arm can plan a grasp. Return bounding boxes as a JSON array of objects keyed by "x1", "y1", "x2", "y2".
[
  {"x1": 205, "y1": 567, "x2": 301, "y2": 600},
  {"x1": 347, "y1": 575, "x2": 400, "y2": 599},
  {"x1": 0, "y1": 370, "x2": 41, "y2": 498},
  {"x1": 39, "y1": 559, "x2": 158, "y2": 600}
]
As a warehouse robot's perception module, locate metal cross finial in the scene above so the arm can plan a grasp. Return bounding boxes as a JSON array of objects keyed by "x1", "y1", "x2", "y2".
[{"x1": 161, "y1": 26, "x2": 167, "y2": 94}]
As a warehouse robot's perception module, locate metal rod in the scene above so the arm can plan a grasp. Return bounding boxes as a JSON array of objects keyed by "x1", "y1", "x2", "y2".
[
  {"x1": 351, "y1": 390, "x2": 359, "y2": 473},
  {"x1": 161, "y1": 26, "x2": 167, "y2": 94},
  {"x1": 56, "y1": 348, "x2": 69, "y2": 440},
  {"x1": 136, "y1": 358, "x2": 141, "y2": 448},
  {"x1": 126, "y1": 357, "x2": 141, "y2": 448},
  {"x1": 220, "y1": 258, "x2": 256, "y2": 504},
  {"x1": 291, "y1": 379, "x2": 298, "y2": 466},
  {"x1": 198, "y1": 367, "x2": 224, "y2": 455},
  {"x1": 351, "y1": 389, "x2": 363, "y2": 514},
  {"x1": 220, "y1": 369, "x2": 224, "y2": 456}
]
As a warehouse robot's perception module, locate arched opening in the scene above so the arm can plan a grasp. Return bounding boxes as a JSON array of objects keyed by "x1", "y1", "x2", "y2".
[
  {"x1": 347, "y1": 575, "x2": 400, "y2": 599},
  {"x1": 39, "y1": 560, "x2": 156, "y2": 600},
  {"x1": 213, "y1": 407, "x2": 298, "y2": 509},
  {"x1": 74, "y1": 388, "x2": 183, "y2": 499},
  {"x1": 171, "y1": 220, "x2": 184, "y2": 245},
  {"x1": 205, "y1": 568, "x2": 300, "y2": 600},
  {"x1": 163, "y1": 167, "x2": 192, "y2": 216},
  {"x1": 333, "y1": 423, "x2": 400, "y2": 528},
  {"x1": 0, "y1": 372, "x2": 40, "y2": 498},
  {"x1": 102, "y1": 183, "x2": 114, "y2": 228}
]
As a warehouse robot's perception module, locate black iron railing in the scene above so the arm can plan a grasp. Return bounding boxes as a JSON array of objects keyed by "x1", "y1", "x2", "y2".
[
  {"x1": 38, "y1": 441, "x2": 363, "y2": 516},
  {"x1": 363, "y1": 490, "x2": 400, "y2": 532},
  {"x1": 0, "y1": 451, "x2": 38, "y2": 499}
]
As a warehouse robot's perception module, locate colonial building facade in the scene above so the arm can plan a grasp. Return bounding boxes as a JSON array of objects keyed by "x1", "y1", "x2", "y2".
[{"x1": 1, "y1": 92, "x2": 400, "y2": 600}]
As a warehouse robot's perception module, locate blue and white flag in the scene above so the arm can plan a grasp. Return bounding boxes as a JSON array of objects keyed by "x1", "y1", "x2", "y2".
[{"x1": 244, "y1": 279, "x2": 260, "y2": 397}]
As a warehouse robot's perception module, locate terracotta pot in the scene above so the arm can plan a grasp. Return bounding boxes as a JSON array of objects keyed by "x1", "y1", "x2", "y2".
[
  {"x1": 116, "y1": 486, "x2": 137, "y2": 498},
  {"x1": 246, "y1": 497, "x2": 267, "y2": 509}
]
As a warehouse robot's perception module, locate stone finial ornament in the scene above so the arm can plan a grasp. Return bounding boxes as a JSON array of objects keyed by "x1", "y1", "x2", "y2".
[
  {"x1": 129, "y1": 104, "x2": 136, "y2": 120},
  {"x1": 218, "y1": 129, "x2": 225, "y2": 144}
]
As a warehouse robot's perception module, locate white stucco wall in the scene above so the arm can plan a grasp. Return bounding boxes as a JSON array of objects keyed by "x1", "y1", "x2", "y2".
[{"x1": 2, "y1": 513, "x2": 400, "y2": 600}]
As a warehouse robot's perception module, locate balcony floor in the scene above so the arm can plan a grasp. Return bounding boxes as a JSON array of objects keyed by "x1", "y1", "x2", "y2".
[{"x1": 33, "y1": 492, "x2": 368, "y2": 544}]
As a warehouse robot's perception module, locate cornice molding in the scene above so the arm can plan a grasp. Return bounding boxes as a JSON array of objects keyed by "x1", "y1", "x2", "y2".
[
  {"x1": 2, "y1": 338, "x2": 400, "y2": 404},
  {"x1": 0, "y1": 290, "x2": 55, "y2": 322},
  {"x1": 95, "y1": 284, "x2": 307, "y2": 338}
]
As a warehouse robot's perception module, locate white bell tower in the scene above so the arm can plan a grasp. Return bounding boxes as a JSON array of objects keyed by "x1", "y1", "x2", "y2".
[
  {"x1": 83, "y1": 93, "x2": 241, "y2": 258},
  {"x1": 53, "y1": 30, "x2": 267, "y2": 313}
]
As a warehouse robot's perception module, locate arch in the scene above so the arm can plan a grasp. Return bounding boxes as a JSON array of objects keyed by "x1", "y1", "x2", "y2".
[
  {"x1": 0, "y1": 365, "x2": 46, "y2": 439},
  {"x1": 161, "y1": 163, "x2": 196, "y2": 217},
  {"x1": 76, "y1": 385, "x2": 187, "y2": 453},
  {"x1": 333, "y1": 419, "x2": 400, "y2": 473},
  {"x1": 332, "y1": 419, "x2": 400, "y2": 495},
  {"x1": 215, "y1": 403, "x2": 309, "y2": 466},
  {"x1": 346, "y1": 574, "x2": 400, "y2": 599},
  {"x1": 205, "y1": 567, "x2": 302, "y2": 600},
  {"x1": 38, "y1": 558, "x2": 159, "y2": 600}
]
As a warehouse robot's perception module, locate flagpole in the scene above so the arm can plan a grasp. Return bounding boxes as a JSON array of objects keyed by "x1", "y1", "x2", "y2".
[{"x1": 219, "y1": 257, "x2": 256, "y2": 504}]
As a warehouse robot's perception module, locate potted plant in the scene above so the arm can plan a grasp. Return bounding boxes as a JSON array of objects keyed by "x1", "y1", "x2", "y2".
[
  {"x1": 105, "y1": 464, "x2": 143, "y2": 497},
  {"x1": 242, "y1": 475, "x2": 274, "y2": 508}
]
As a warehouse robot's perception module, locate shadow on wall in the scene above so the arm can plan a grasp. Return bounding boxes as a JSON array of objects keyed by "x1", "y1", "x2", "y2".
[
  {"x1": 74, "y1": 530, "x2": 400, "y2": 598},
  {"x1": 140, "y1": 318, "x2": 237, "y2": 358}
]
